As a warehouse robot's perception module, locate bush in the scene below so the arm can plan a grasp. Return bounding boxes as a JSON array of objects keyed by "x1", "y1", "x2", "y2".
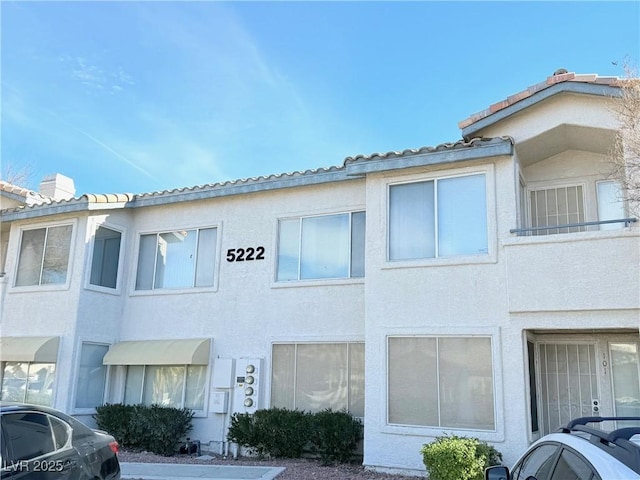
[
  {"x1": 309, "y1": 409, "x2": 363, "y2": 465},
  {"x1": 228, "y1": 408, "x2": 312, "y2": 459},
  {"x1": 94, "y1": 403, "x2": 136, "y2": 448},
  {"x1": 227, "y1": 408, "x2": 363, "y2": 463},
  {"x1": 420, "y1": 435, "x2": 502, "y2": 480},
  {"x1": 94, "y1": 403, "x2": 194, "y2": 456}
]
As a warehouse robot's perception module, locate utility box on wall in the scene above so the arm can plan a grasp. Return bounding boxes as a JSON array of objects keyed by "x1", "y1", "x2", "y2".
[{"x1": 232, "y1": 358, "x2": 263, "y2": 414}]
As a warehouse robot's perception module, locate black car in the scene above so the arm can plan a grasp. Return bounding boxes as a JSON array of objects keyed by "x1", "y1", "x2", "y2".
[{"x1": 0, "y1": 402, "x2": 120, "y2": 479}]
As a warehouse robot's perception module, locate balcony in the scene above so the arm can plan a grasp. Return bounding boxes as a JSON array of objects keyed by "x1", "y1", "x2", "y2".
[{"x1": 503, "y1": 219, "x2": 639, "y2": 313}]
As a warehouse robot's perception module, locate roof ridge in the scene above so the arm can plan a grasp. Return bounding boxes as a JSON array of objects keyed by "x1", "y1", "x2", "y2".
[{"x1": 458, "y1": 71, "x2": 622, "y2": 130}]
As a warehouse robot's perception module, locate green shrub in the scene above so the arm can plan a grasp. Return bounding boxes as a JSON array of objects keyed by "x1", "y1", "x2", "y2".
[
  {"x1": 227, "y1": 408, "x2": 312, "y2": 459},
  {"x1": 309, "y1": 409, "x2": 363, "y2": 465},
  {"x1": 228, "y1": 408, "x2": 362, "y2": 463},
  {"x1": 420, "y1": 435, "x2": 502, "y2": 480},
  {"x1": 94, "y1": 403, "x2": 136, "y2": 448},
  {"x1": 94, "y1": 403, "x2": 194, "y2": 456}
]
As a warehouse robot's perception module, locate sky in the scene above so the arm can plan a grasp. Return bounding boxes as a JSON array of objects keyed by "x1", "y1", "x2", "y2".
[{"x1": 2, "y1": 1, "x2": 639, "y2": 196}]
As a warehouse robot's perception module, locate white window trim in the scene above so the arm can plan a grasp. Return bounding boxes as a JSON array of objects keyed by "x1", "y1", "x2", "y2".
[
  {"x1": 272, "y1": 209, "x2": 366, "y2": 286},
  {"x1": 130, "y1": 222, "x2": 221, "y2": 296},
  {"x1": 595, "y1": 179, "x2": 627, "y2": 224},
  {"x1": 384, "y1": 165, "x2": 497, "y2": 269},
  {"x1": 10, "y1": 219, "x2": 78, "y2": 293},
  {"x1": 525, "y1": 181, "x2": 590, "y2": 230},
  {"x1": 71, "y1": 338, "x2": 111, "y2": 415},
  {"x1": 381, "y1": 326, "x2": 504, "y2": 442},
  {"x1": 269, "y1": 338, "x2": 365, "y2": 416},
  {"x1": 84, "y1": 219, "x2": 126, "y2": 295},
  {"x1": 122, "y1": 364, "x2": 209, "y2": 416}
]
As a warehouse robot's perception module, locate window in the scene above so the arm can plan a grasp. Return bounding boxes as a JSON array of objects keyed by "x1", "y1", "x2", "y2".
[
  {"x1": 75, "y1": 343, "x2": 109, "y2": 409},
  {"x1": 1, "y1": 412, "x2": 66, "y2": 462},
  {"x1": 389, "y1": 174, "x2": 487, "y2": 260},
  {"x1": 123, "y1": 365, "x2": 206, "y2": 410},
  {"x1": 551, "y1": 449, "x2": 598, "y2": 480},
  {"x1": 276, "y1": 212, "x2": 365, "y2": 281},
  {"x1": 530, "y1": 185, "x2": 585, "y2": 235},
  {"x1": 388, "y1": 336, "x2": 495, "y2": 430},
  {"x1": 15, "y1": 225, "x2": 72, "y2": 286},
  {"x1": 135, "y1": 227, "x2": 217, "y2": 290},
  {"x1": 511, "y1": 444, "x2": 559, "y2": 480},
  {"x1": 597, "y1": 181, "x2": 626, "y2": 230},
  {"x1": 0, "y1": 362, "x2": 55, "y2": 406},
  {"x1": 90, "y1": 226, "x2": 122, "y2": 288},
  {"x1": 271, "y1": 343, "x2": 364, "y2": 416},
  {"x1": 610, "y1": 342, "x2": 640, "y2": 417}
]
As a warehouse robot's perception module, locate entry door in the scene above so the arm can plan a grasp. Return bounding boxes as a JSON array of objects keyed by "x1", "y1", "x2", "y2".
[{"x1": 537, "y1": 342, "x2": 599, "y2": 435}]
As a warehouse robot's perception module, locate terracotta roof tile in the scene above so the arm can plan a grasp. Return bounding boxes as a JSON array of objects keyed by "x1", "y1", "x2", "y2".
[
  {"x1": 343, "y1": 137, "x2": 510, "y2": 165},
  {"x1": 458, "y1": 71, "x2": 622, "y2": 130}
]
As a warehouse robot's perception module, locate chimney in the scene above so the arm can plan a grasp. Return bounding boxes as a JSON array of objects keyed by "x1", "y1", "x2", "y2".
[{"x1": 39, "y1": 173, "x2": 76, "y2": 200}]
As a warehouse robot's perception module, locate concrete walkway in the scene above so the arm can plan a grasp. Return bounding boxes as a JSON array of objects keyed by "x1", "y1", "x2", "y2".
[{"x1": 121, "y1": 462, "x2": 285, "y2": 480}]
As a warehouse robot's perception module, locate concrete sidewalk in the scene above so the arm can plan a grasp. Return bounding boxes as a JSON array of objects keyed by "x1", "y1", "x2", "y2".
[{"x1": 121, "y1": 462, "x2": 285, "y2": 480}]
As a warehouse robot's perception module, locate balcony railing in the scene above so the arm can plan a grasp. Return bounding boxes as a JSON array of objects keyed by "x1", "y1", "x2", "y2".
[{"x1": 510, "y1": 218, "x2": 638, "y2": 236}]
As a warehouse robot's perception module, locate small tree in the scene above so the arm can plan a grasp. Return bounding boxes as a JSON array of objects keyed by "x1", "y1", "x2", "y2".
[{"x1": 609, "y1": 64, "x2": 640, "y2": 216}]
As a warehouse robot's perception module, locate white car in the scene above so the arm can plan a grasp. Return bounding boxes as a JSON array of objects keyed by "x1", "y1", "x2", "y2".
[{"x1": 485, "y1": 416, "x2": 640, "y2": 480}]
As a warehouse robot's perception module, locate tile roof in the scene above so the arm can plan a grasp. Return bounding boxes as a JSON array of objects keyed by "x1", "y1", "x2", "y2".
[
  {"x1": 0, "y1": 180, "x2": 51, "y2": 205},
  {"x1": 458, "y1": 71, "x2": 622, "y2": 130},
  {"x1": 343, "y1": 136, "x2": 510, "y2": 165}
]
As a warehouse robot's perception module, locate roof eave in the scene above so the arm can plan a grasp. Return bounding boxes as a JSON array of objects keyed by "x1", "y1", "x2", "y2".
[
  {"x1": 461, "y1": 83, "x2": 622, "y2": 141},
  {"x1": 345, "y1": 137, "x2": 513, "y2": 176}
]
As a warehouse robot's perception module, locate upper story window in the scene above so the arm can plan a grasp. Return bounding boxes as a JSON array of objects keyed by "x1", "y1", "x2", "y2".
[
  {"x1": 597, "y1": 181, "x2": 626, "y2": 230},
  {"x1": 135, "y1": 227, "x2": 217, "y2": 290},
  {"x1": 15, "y1": 225, "x2": 72, "y2": 286},
  {"x1": 276, "y1": 211, "x2": 365, "y2": 282},
  {"x1": 529, "y1": 185, "x2": 585, "y2": 235},
  {"x1": 389, "y1": 174, "x2": 487, "y2": 260},
  {"x1": 90, "y1": 226, "x2": 122, "y2": 289}
]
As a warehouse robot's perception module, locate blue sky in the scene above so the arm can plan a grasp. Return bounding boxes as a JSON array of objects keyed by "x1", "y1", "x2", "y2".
[{"x1": 2, "y1": 1, "x2": 639, "y2": 195}]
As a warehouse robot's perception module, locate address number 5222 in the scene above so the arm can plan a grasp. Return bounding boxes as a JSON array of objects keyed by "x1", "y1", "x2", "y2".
[{"x1": 226, "y1": 247, "x2": 265, "y2": 262}]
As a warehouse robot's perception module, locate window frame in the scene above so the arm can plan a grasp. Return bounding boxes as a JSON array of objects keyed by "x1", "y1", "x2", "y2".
[
  {"x1": 526, "y1": 182, "x2": 588, "y2": 235},
  {"x1": 270, "y1": 341, "x2": 365, "y2": 417},
  {"x1": 382, "y1": 326, "x2": 503, "y2": 441},
  {"x1": 121, "y1": 364, "x2": 208, "y2": 413},
  {"x1": 131, "y1": 223, "x2": 220, "y2": 295},
  {"x1": 595, "y1": 180, "x2": 627, "y2": 230},
  {"x1": 72, "y1": 341, "x2": 110, "y2": 414},
  {"x1": 384, "y1": 166, "x2": 495, "y2": 268},
  {"x1": 85, "y1": 221, "x2": 125, "y2": 294},
  {"x1": 0, "y1": 361, "x2": 56, "y2": 407},
  {"x1": 12, "y1": 220, "x2": 77, "y2": 291},
  {"x1": 275, "y1": 210, "x2": 365, "y2": 284}
]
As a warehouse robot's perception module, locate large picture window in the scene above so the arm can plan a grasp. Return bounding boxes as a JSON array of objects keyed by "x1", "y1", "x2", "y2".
[
  {"x1": 389, "y1": 174, "x2": 487, "y2": 260},
  {"x1": 75, "y1": 343, "x2": 109, "y2": 409},
  {"x1": 276, "y1": 212, "x2": 365, "y2": 281},
  {"x1": 1, "y1": 362, "x2": 56, "y2": 406},
  {"x1": 123, "y1": 365, "x2": 206, "y2": 410},
  {"x1": 271, "y1": 343, "x2": 364, "y2": 416},
  {"x1": 90, "y1": 227, "x2": 122, "y2": 289},
  {"x1": 15, "y1": 225, "x2": 73, "y2": 286},
  {"x1": 388, "y1": 336, "x2": 495, "y2": 430},
  {"x1": 135, "y1": 227, "x2": 217, "y2": 290}
]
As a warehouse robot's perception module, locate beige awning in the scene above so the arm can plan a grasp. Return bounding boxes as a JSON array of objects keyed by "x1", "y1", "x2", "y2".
[
  {"x1": 103, "y1": 338, "x2": 211, "y2": 365},
  {"x1": 0, "y1": 336, "x2": 60, "y2": 363}
]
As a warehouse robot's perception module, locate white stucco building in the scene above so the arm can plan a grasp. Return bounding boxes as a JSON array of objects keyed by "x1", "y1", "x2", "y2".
[{"x1": 1, "y1": 71, "x2": 639, "y2": 475}]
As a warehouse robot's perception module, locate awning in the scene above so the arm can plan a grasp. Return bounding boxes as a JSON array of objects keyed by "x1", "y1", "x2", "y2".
[
  {"x1": 103, "y1": 338, "x2": 211, "y2": 366},
  {"x1": 0, "y1": 336, "x2": 60, "y2": 363}
]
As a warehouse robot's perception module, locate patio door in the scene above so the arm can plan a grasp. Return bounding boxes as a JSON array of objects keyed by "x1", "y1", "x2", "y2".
[{"x1": 537, "y1": 342, "x2": 599, "y2": 435}]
